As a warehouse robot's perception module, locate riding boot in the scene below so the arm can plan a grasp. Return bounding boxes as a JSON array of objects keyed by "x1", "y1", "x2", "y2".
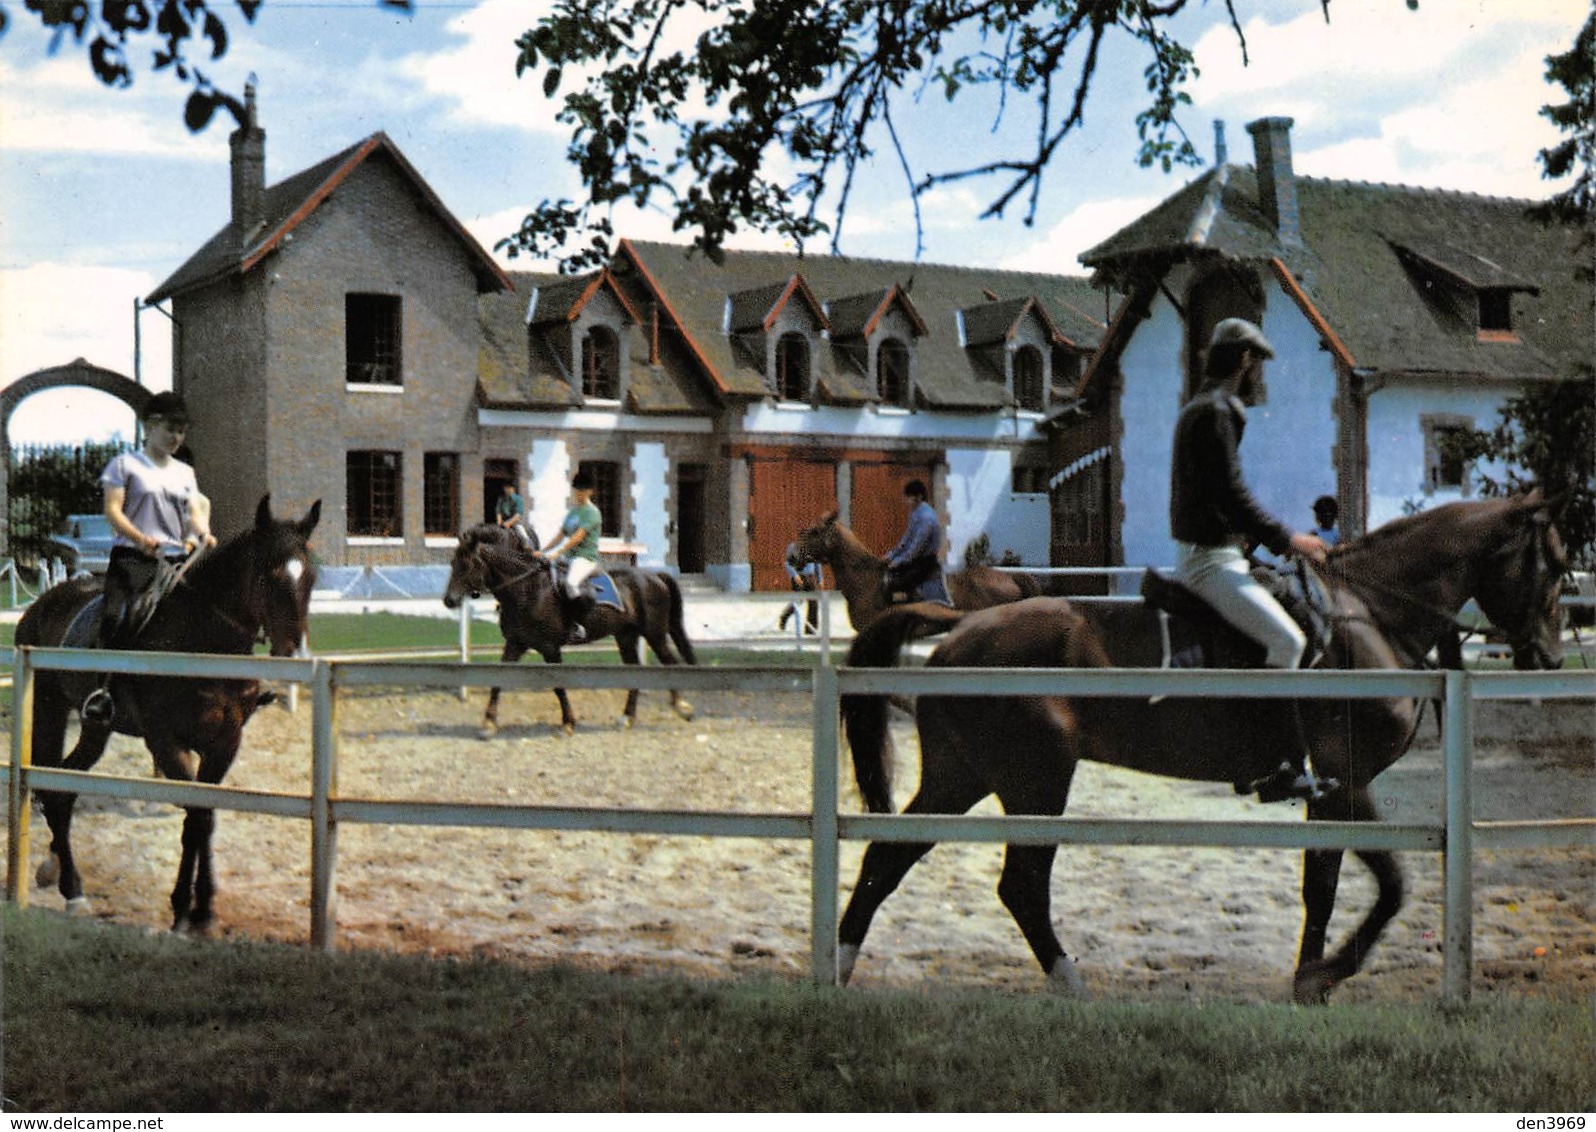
[
  {"x1": 1243, "y1": 701, "x2": 1339, "y2": 803},
  {"x1": 565, "y1": 592, "x2": 593, "y2": 645}
]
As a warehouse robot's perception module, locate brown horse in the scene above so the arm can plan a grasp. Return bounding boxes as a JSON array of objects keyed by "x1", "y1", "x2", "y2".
[
  {"x1": 837, "y1": 493, "x2": 1567, "y2": 1002},
  {"x1": 789, "y1": 511, "x2": 1038, "y2": 630},
  {"x1": 442, "y1": 524, "x2": 698, "y2": 737},
  {"x1": 14, "y1": 496, "x2": 321, "y2": 929}
]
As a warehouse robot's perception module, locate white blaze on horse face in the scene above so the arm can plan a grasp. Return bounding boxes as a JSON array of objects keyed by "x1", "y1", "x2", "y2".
[{"x1": 284, "y1": 558, "x2": 305, "y2": 585}]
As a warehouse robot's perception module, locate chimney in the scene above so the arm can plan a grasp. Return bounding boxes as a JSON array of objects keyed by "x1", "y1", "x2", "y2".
[
  {"x1": 230, "y1": 76, "x2": 265, "y2": 241},
  {"x1": 1213, "y1": 120, "x2": 1227, "y2": 166},
  {"x1": 1246, "y1": 116, "x2": 1301, "y2": 247}
]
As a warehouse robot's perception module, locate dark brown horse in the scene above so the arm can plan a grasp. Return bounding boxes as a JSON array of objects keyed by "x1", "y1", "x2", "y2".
[
  {"x1": 789, "y1": 511, "x2": 1038, "y2": 630},
  {"x1": 442, "y1": 524, "x2": 698, "y2": 737},
  {"x1": 15, "y1": 496, "x2": 321, "y2": 929},
  {"x1": 837, "y1": 494, "x2": 1567, "y2": 1002}
]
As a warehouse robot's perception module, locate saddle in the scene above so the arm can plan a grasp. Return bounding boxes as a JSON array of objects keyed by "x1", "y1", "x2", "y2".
[
  {"x1": 553, "y1": 560, "x2": 626, "y2": 612},
  {"x1": 1140, "y1": 562, "x2": 1332, "y2": 670},
  {"x1": 884, "y1": 565, "x2": 953, "y2": 608}
]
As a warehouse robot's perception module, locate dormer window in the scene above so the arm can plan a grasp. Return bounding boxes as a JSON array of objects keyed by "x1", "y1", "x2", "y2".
[
  {"x1": 582, "y1": 326, "x2": 621, "y2": 400},
  {"x1": 878, "y1": 338, "x2": 911, "y2": 407},
  {"x1": 1388, "y1": 237, "x2": 1535, "y2": 343},
  {"x1": 776, "y1": 332, "x2": 811, "y2": 401},
  {"x1": 1012, "y1": 345, "x2": 1045, "y2": 412},
  {"x1": 1478, "y1": 289, "x2": 1513, "y2": 335}
]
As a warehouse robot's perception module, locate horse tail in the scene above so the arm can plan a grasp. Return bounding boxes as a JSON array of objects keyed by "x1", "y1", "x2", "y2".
[
  {"x1": 660, "y1": 571, "x2": 698, "y2": 665},
  {"x1": 841, "y1": 603, "x2": 965, "y2": 814}
]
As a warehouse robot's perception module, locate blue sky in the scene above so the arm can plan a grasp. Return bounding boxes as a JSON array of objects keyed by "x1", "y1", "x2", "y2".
[{"x1": 0, "y1": 0, "x2": 1586, "y2": 444}]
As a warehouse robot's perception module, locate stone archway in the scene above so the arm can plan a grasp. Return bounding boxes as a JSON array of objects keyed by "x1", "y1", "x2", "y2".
[{"x1": 0, "y1": 359, "x2": 151, "y2": 555}]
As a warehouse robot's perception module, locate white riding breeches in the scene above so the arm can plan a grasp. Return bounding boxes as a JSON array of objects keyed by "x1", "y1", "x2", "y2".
[
  {"x1": 563, "y1": 555, "x2": 597, "y2": 598},
  {"x1": 1174, "y1": 542, "x2": 1306, "y2": 670}
]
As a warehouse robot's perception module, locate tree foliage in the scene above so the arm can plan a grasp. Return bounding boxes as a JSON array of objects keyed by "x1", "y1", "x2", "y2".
[{"x1": 503, "y1": 0, "x2": 1317, "y2": 271}]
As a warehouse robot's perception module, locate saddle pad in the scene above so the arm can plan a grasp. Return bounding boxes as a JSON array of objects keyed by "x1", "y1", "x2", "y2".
[
  {"x1": 62, "y1": 595, "x2": 105, "y2": 650},
  {"x1": 587, "y1": 570, "x2": 624, "y2": 612}
]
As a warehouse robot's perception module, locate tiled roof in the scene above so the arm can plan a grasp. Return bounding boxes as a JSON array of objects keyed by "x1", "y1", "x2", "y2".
[
  {"x1": 148, "y1": 133, "x2": 511, "y2": 303},
  {"x1": 1082, "y1": 163, "x2": 1592, "y2": 382}
]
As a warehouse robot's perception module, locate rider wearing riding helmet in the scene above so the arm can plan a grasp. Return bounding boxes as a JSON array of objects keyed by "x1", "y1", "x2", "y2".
[
  {"x1": 82, "y1": 391, "x2": 216, "y2": 723},
  {"x1": 1170, "y1": 318, "x2": 1336, "y2": 803}
]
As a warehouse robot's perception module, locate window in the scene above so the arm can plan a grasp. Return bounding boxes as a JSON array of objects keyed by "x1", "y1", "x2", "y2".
[
  {"x1": 776, "y1": 333, "x2": 810, "y2": 401},
  {"x1": 347, "y1": 450, "x2": 402, "y2": 537},
  {"x1": 878, "y1": 339, "x2": 911, "y2": 407},
  {"x1": 1055, "y1": 461, "x2": 1105, "y2": 547},
  {"x1": 423, "y1": 452, "x2": 459, "y2": 536},
  {"x1": 346, "y1": 294, "x2": 402, "y2": 386},
  {"x1": 1423, "y1": 415, "x2": 1474, "y2": 494},
  {"x1": 1478, "y1": 289, "x2": 1513, "y2": 334},
  {"x1": 1012, "y1": 345, "x2": 1045, "y2": 411},
  {"x1": 1012, "y1": 466, "x2": 1049, "y2": 495},
  {"x1": 582, "y1": 326, "x2": 621, "y2": 400},
  {"x1": 577, "y1": 459, "x2": 623, "y2": 538}
]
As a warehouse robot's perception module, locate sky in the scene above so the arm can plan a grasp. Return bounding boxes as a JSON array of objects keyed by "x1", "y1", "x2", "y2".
[{"x1": 0, "y1": 0, "x2": 1587, "y2": 445}]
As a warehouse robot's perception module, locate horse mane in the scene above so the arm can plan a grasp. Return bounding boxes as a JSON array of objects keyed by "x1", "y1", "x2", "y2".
[{"x1": 1330, "y1": 495, "x2": 1532, "y2": 570}]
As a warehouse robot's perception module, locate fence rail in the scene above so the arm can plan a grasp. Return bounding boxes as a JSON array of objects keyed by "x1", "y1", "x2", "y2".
[{"x1": 4, "y1": 644, "x2": 1593, "y2": 1001}]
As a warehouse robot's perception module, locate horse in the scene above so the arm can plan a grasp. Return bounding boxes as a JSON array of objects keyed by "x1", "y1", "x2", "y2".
[
  {"x1": 788, "y1": 510, "x2": 1039, "y2": 631},
  {"x1": 836, "y1": 493, "x2": 1567, "y2": 1002},
  {"x1": 442, "y1": 524, "x2": 698, "y2": 737},
  {"x1": 14, "y1": 495, "x2": 322, "y2": 930}
]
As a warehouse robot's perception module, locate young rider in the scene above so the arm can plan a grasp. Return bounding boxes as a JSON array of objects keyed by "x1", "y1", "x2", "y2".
[{"x1": 536, "y1": 468, "x2": 602, "y2": 644}]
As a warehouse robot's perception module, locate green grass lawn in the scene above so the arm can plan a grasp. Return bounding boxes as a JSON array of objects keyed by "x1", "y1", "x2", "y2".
[{"x1": 2, "y1": 907, "x2": 1589, "y2": 1112}]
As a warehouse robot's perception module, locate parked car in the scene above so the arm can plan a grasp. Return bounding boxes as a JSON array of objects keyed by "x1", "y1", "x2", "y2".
[{"x1": 47, "y1": 513, "x2": 115, "y2": 575}]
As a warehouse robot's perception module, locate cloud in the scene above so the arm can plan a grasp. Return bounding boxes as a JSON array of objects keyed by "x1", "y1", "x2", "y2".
[
  {"x1": 0, "y1": 52, "x2": 216, "y2": 159},
  {"x1": 1003, "y1": 194, "x2": 1169, "y2": 275}
]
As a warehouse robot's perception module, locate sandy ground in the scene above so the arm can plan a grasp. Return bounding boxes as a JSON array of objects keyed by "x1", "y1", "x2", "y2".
[{"x1": 8, "y1": 666, "x2": 1591, "y2": 1005}]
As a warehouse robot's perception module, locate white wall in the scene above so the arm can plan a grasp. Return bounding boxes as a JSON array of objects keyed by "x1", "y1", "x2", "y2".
[
  {"x1": 631, "y1": 441, "x2": 669, "y2": 569},
  {"x1": 944, "y1": 446, "x2": 1050, "y2": 566},
  {"x1": 1117, "y1": 294, "x2": 1186, "y2": 569},
  {"x1": 1365, "y1": 377, "x2": 1510, "y2": 531}
]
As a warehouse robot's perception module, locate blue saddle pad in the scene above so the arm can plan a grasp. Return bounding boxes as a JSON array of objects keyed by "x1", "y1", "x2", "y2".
[
  {"x1": 587, "y1": 570, "x2": 624, "y2": 611},
  {"x1": 62, "y1": 595, "x2": 104, "y2": 650}
]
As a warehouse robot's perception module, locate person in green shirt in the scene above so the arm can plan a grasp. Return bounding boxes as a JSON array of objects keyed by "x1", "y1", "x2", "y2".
[{"x1": 537, "y1": 468, "x2": 602, "y2": 643}]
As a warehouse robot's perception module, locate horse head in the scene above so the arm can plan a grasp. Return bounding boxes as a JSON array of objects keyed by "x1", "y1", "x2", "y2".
[
  {"x1": 248, "y1": 494, "x2": 321, "y2": 657},
  {"x1": 1472, "y1": 490, "x2": 1567, "y2": 671},
  {"x1": 444, "y1": 525, "x2": 548, "y2": 609}
]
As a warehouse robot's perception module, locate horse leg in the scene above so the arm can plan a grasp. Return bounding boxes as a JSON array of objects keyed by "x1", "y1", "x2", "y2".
[
  {"x1": 480, "y1": 641, "x2": 529, "y2": 740},
  {"x1": 993, "y1": 762, "x2": 1087, "y2": 996},
  {"x1": 534, "y1": 646, "x2": 576, "y2": 736},
  {"x1": 615, "y1": 630, "x2": 643, "y2": 728},
  {"x1": 39, "y1": 704, "x2": 115, "y2": 912},
  {"x1": 837, "y1": 767, "x2": 987, "y2": 986},
  {"x1": 1297, "y1": 847, "x2": 1346, "y2": 969},
  {"x1": 1293, "y1": 787, "x2": 1405, "y2": 1004},
  {"x1": 643, "y1": 625, "x2": 695, "y2": 721}
]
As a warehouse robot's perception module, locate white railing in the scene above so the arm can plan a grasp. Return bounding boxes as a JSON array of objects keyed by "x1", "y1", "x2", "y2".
[{"x1": 4, "y1": 644, "x2": 1592, "y2": 1001}]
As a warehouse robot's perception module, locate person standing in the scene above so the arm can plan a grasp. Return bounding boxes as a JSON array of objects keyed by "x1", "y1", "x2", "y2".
[
  {"x1": 1310, "y1": 495, "x2": 1341, "y2": 547},
  {"x1": 882, "y1": 479, "x2": 943, "y2": 602},
  {"x1": 780, "y1": 541, "x2": 822, "y2": 634},
  {"x1": 536, "y1": 468, "x2": 602, "y2": 643},
  {"x1": 1169, "y1": 318, "x2": 1335, "y2": 803},
  {"x1": 82, "y1": 392, "x2": 216, "y2": 723}
]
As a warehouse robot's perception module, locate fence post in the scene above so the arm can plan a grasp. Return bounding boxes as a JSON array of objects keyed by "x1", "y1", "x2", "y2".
[
  {"x1": 6, "y1": 648, "x2": 34, "y2": 906},
  {"x1": 810, "y1": 662, "x2": 840, "y2": 985},
  {"x1": 458, "y1": 596, "x2": 472, "y2": 700},
  {"x1": 1442, "y1": 668, "x2": 1474, "y2": 1001},
  {"x1": 309, "y1": 660, "x2": 339, "y2": 950}
]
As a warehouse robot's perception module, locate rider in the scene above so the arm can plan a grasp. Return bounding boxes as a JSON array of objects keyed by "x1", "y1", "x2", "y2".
[
  {"x1": 882, "y1": 479, "x2": 943, "y2": 603},
  {"x1": 536, "y1": 468, "x2": 602, "y2": 644},
  {"x1": 81, "y1": 392, "x2": 217, "y2": 724},
  {"x1": 495, "y1": 480, "x2": 536, "y2": 549},
  {"x1": 1169, "y1": 318, "x2": 1335, "y2": 803}
]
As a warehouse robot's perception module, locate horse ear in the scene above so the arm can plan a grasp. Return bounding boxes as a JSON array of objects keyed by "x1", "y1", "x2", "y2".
[
  {"x1": 823, "y1": 510, "x2": 839, "y2": 526},
  {"x1": 298, "y1": 499, "x2": 322, "y2": 539},
  {"x1": 255, "y1": 494, "x2": 273, "y2": 530}
]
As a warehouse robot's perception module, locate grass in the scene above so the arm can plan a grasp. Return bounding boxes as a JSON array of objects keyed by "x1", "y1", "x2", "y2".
[{"x1": 1, "y1": 907, "x2": 1590, "y2": 1112}]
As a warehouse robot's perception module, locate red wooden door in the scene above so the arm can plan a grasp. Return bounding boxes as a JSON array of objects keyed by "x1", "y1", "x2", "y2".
[
  {"x1": 749, "y1": 458, "x2": 838, "y2": 591},
  {"x1": 849, "y1": 461, "x2": 932, "y2": 562}
]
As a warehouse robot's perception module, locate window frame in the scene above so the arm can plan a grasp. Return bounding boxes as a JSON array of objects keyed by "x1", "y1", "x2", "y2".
[
  {"x1": 775, "y1": 332, "x2": 811, "y2": 402},
  {"x1": 347, "y1": 449, "x2": 403, "y2": 538},
  {"x1": 1422, "y1": 413, "x2": 1475, "y2": 495},
  {"x1": 346, "y1": 293, "x2": 403, "y2": 388},
  {"x1": 1012, "y1": 344, "x2": 1046, "y2": 412},
  {"x1": 422, "y1": 451, "x2": 460, "y2": 537},
  {"x1": 581, "y1": 325, "x2": 622, "y2": 401},
  {"x1": 577, "y1": 459, "x2": 624, "y2": 538},
  {"x1": 877, "y1": 337, "x2": 912, "y2": 408}
]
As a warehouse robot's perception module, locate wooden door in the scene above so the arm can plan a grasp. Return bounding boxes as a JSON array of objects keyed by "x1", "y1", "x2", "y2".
[
  {"x1": 849, "y1": 461, "x2": 931, "y2": 562},
  {"x1": 749, "y1": 458, "x2": 837, "y2": 591}
]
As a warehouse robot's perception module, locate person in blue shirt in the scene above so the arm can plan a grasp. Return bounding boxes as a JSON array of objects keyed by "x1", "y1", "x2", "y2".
[
  {"x1": 882, "y1": 479, "x2": 943, "y2": 602},
  {"x1": 780, "y1": 540, "x2": 822, "y2": 634},
  {"x1": 1311, "y1": 495, "x2": 1341, "y2": 547}
]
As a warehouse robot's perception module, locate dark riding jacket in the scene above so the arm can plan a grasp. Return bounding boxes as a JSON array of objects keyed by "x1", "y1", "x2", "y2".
[{"x1": 1169, "y1": 388, "x2": 1293, "y2": 556}]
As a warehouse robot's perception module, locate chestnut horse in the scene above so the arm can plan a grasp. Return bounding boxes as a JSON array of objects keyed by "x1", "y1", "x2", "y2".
[
  {"x1": 442, "y1": 524, "x2": 698, "y2": 736},
  {"x1": 15, "y1": 496, "x2": 321, "y2": 929},
  {"x1": 789, "y1": 511, "x2": 1038, "y2": 630},
  {"x1": 837, "y1": 494, "x2": 1567, "y2": 1002}
]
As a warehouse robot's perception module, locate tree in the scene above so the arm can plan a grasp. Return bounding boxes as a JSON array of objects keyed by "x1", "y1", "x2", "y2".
[
  {"x1": 505, "y1": 0, "x2": 1338, "y2": 270},
  {"x1": 1451, "y1": 10, "x2": 1596, "y2": 573}
]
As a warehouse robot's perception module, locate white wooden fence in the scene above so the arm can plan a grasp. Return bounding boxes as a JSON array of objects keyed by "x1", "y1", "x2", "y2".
[{"x1": 4, "y1": 642, "x2": 1592, "y2": 1001}]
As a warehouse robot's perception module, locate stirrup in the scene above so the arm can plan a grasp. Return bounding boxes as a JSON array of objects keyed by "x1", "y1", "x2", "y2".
[
  {"x1": 567, "y1": 623, "x2": 588, "y2": 645},
  {"x1": 81, "y1": 687, "x2": 115, "y2": 727},
  {"x1": 1246, "y1": 762, "x2": 1339, "y2": 804}
]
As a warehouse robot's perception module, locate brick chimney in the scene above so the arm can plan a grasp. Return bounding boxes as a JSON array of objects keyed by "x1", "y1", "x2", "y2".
[
  {"x1": 229, "y1": 77, "x2": 265, "y2": 242},
  {"x1": 1246, "y1": 116, "x2": 1301, "y2": 248},
  {"x1": 1213, "y1": 119, "x2": 1228, "y2": 166}
]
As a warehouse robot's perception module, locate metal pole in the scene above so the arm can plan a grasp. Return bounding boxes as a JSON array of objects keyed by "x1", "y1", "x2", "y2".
[
  {"x1": 810, "y1": 662, "x2": 840, "y2": 984},
  {"x1": 457, "y1": 596, "x2": 471, "y2": 700},
  {"x1": 309, "y1": 660, "x2": 339, "y2": 949},
  {"x1": 6, "y1": 648, "x2": 34, "y2": 905},
  {"x1": 1442, "y1": 668, "x2": 1474, "y2": 1001}
]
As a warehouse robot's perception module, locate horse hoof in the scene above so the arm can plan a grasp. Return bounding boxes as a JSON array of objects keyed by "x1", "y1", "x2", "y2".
[
  {"x1": 562, "y1": 723, "x2": 576, "y2": 738},
  {"x1": 673, "y1": 699, "x2": 695, "y2": 721},
  {"x1": 63, "y1": 896, "x2": 92, "y2": 917},
  {"x1": 36, "y1": 854, "x2": 59, "y2": 888},
  {"x1": 1292, "y1": 964, "x2": 1336, "y2": 1006},
  {"x1": 837, "y1": 943, "x2": 860, "y2": 986},
  {"x1": 1048, "y1": 955, "x2": 1092, "y2": 1000},
  {"x1": 478, "y1": 722, "x2": 498, "y2": 741}
]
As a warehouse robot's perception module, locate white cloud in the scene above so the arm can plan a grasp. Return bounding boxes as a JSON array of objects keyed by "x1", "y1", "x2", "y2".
[
  {"x1": 0, "y1": 53, "x2": 216, "y2": 159},
  {"x1": 1004, "y1": 194, "x2": 1169, "y2": 275},
  {"x1": 0, "y1": 264, "x2": 170, "y2": 444}
]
